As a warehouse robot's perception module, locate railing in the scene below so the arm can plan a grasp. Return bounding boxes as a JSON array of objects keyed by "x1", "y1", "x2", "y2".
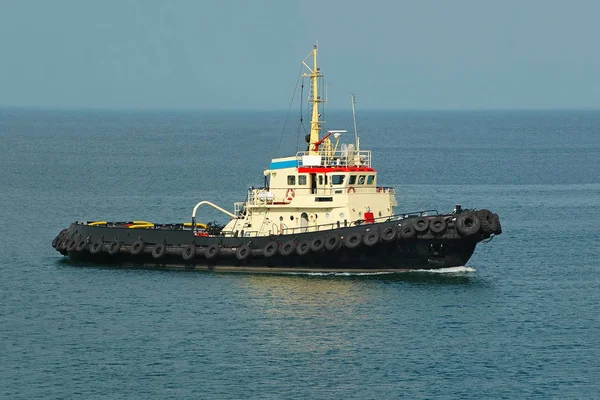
[
  {"x1": 234, "y1": 202, "x2": 245, "y2": 216},
  {"x1": 245, "y1": 186, "x2": 395, "y2": 205},
  {"x1": 247, "y1": 188, "x2": 274, "y2": 205},
  {"x1": 219, "y1": 209, "x2": 439, "y2": 237},
  {"x1": 296, "y1": 150, "x2": 372, "y2": 168}
]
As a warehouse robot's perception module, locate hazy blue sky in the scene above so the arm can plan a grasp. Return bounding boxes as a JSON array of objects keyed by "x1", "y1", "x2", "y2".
[{"x1": 1, "y1": 0, "x2": 599, "y2": 110}]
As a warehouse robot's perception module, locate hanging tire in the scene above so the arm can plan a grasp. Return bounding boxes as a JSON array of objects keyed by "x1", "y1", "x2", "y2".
[
  {"x1": 152, "y1": 243, "x2": 166, "y2": 259},
  {"x1": 263, "y1": 241, "x2": 278, "y2": 258},
  {"x1": 399, "y1": 224, "x2": 416, "y2": 239},
  {"x1": 429, "y1": 217, "x2": 447, "y2": 234},
  {"x1": 324, "y1": 234, "x2": 341, "y2": 251},
  {"x1": 296, "y1": 240, "x2": 310, "y2": 256},
  {"x1": 51, "y1": 236, "x2": 60, "y2": 248},
  {"x1": 66, "y1": 239, "x2": 78, "y2": 252},
  {"x1": 492, "y1": 213, "x2": 502, "y2": 234},
  {"x1": 58, "y1": 240, "x2": 68, "y2": 251},
  {"x1": 477, "y1": 209, "x2": 494, "y2": 233},
  {"x1": 310, "y1": 236, "x2": 326, "y2": 252},
  {"x1": 344, "y1": 232, "x2": 362, "y2": 249},
  {"x1": 131, "y1": 239, "x2": 145, "y2": 255},
  {"x1": 381, "y1": 226, "x2": 396, "y2": 242},
  {"x1": 413, "y1": 217, "x2": 429, "y2": 233},
  {"x1": 279, "y1": 241, "x2": 295, "y2": 256},
  {"x1": 75, "y1": 239, "x2": 87, "y2": 252},
  {"x1": 363, "y1": 230, "x2": 379, "y2": 247},
  {"x1": 456, "y1": 212, "x2": 481, "y2": 236},
  {"x1": 90, "y1": 241, "x2": 103, "y2": 254},
  {"x1": 108, "y1": 240, "x2": 121, "y2": 256},
  {"x1": 182, "y1": 244, "x2": 196, "y2": 260},
  {"x1": 205, "y1": 244, "x2": 220, "y2": 260},
  {"x1": 236, "y1": 245, "x2": 251, "y2": 261}
]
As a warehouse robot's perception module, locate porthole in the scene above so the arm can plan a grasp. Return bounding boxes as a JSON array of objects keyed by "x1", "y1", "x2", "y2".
[
  {"x1": 279, "y1": 216, "x2": 283, "y2": 221},
  {"x1": 290, "y1": 215, "x2": 294, "y2": 221}
]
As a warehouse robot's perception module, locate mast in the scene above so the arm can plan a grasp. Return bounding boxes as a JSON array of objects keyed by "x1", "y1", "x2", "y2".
[
  {"x1": 302, "y1": 44, "x2": 325, "y2": 154},
  {"x1": 351, "y1": 94, "x2": 360, "y2": 151}
]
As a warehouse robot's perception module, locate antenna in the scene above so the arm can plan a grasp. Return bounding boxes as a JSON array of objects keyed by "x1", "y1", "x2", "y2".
[{"x1": 351, "y1": 94, "x2": 359, "y2": 150}]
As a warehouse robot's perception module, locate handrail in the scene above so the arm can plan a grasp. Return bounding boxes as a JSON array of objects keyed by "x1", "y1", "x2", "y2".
[
  {"x1": 295, "y1": 149, "x2": 372, "y2": 168},
  {"x1": 191, "y1": 201, "x2": 238, "y2": 228},
  {"x1": 216, "y1": 208, "x2": 441, "y2": 237}
]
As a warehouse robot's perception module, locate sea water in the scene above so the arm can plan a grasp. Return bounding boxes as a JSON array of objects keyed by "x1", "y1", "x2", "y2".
[{"x1": 1, "y1": 108, "x2": 599, "y2": 398}]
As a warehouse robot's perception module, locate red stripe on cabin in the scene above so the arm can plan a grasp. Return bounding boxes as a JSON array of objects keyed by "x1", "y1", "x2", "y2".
[{"x1": 297, "y1": 167, "x2": 376, "y2": 173}]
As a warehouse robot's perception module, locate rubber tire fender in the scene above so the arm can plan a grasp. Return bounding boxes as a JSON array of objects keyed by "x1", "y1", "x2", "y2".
[
  {"x1": 66, "y1": 239, "x2": 78, "y2": 252},
  {"x1": 324, "y1": 234, "x2": 341, "y2": 251},
  {"x1": 152, "y1": 243, "x2": 166, "y2": 259},
  {"x1": 279, "y1": 240, "x2": 296, "y2": 256},
  {"x1": 263, "y1": 241, "x2": 278, "y2": 258},
  {"x1": 344, "y1": 232, "x2": 362, "y2": 249},
  {"x1": 492, "y1": 213, "x2": 502, "y2": 234},
  {"x1": 477, "y1": 209, "x2": 494, "y2": 233},
  {"x1": 296, "y1": 240, "x2": 310, "y2": 256},
  {"x1": 131, "y1": 239, "x2": 145, "y2": 255},
  {"x1": 310, "y1": 236, "x2": 326, "y2": 252},
  {"x1": 456, "y1": 212, "x2": 481, "y2": 236},
  {"x1": 399, "y1": 224, "x2": 416, "y2": 240},
  {"x1": 236, "y1": 244, "x2": 251, "y2": 261},
  {"x1": 413, "y1": 217, "x2": 429, "y2": 233},
  {"x1": 182, "y1": 244, "x2": 196, "y2": 261},
  {"x1": 429, "y1": 216, "x2": 447, "y2": 234},
  {"x1": 90, "y1": 241, "x2": 104, "y2": 254},
  {"x1": 107, "y1": 240, "x2": 121, "y2": 256},
  {"x1": 205, "y1": 244, "x2": 220, "y2": 260},
  {"x1": 363, "y1": 230, "x2": 379, "y2": 247},
  {"x1": 75, "y1": 239, "x2": 87, "y2": 252},
  {"x1": 58, "y1": 240, "x2": 68, "y2": 251},
  {"x1": 53, "y1": 229, "x2": 68, "y2": 248},
  {"x1": 381, "y1": 226, "x2": 396, "y2": 242}
]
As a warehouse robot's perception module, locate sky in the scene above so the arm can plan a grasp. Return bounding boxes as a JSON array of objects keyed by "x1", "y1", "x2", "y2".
[{"x1": 1, "y1": 0, "x2": 599, "y2": 110}]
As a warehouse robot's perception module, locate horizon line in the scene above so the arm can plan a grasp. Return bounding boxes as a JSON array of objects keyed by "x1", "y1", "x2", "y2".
[{"x1": 1, "y1": 105, "x2": 599, "y2": 113}]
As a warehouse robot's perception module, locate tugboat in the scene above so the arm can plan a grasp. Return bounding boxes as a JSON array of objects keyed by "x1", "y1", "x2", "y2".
[{"x1": 52, "y1": 45, "x2": 501, "y2": 273}]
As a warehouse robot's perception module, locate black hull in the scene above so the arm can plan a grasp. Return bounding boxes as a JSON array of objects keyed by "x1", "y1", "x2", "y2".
[{"x1": 52, "y1": 211, "x2": 500, "y2": 273}]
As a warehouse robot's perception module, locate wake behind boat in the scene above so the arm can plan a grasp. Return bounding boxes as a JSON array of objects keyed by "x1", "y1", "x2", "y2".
[{"x1": 52, "y1": 45, "x2": 501, "y2": 272}]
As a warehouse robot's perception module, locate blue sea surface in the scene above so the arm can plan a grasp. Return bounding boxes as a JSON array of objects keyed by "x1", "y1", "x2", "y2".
[{"x1": 1, "y1": 108, "x2": 599, "y2": 399}]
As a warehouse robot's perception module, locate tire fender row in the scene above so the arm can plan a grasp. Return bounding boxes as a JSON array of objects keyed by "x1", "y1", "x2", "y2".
[{"x1": 52, "y1": 210, "x2": 501, "y2": 262}]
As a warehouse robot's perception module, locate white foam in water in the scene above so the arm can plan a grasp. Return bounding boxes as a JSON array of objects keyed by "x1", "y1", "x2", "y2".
[
  {"x1": 412, "y1": 266, "x2": 477, "y2": 274},
  {"x1": 283, "y1": 271, "x2": 396, "y2": 277},
  {"x1": 279, "y1": 267, "x2": 476, "y2": 277},
  {"x1": 306, "y1": 272, "x2": 396, "y2": 277}
]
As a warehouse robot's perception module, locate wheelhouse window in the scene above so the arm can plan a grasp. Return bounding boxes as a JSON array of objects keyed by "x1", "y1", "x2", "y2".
[
  {"x1": 358, "y1": 175, "x2": 366, "y2": 185},
  {"x1": 332, "y1": 175, "x2": 345, "y2": 185},
  {"x1": 287, "y1": 175, "x2": 296, "y2": 185},
  {"x1": 318, "y1": 175, "x2": 323, "y2": 185},
  {"x1": 367, "y1": 175, "x2": 375, "y2": 185},
  {"x1": 298, "y1": 175, "x2": 307, "y2": 185},
  {"x1": 349, "y1": 175, "x2": 357, "y2": 185}
]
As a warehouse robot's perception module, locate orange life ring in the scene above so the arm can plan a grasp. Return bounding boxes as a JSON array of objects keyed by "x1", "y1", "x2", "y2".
[
  {"x1": 286, "y1": 188, "x2": 296, "y2": 201},
  {"x1": 347, "y1": 186, "x2": 356, "y2": 193}
]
